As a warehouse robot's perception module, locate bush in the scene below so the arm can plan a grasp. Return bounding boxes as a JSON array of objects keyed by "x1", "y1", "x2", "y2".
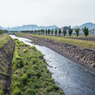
[
  {"x1": 26, "y1": 71, "x2": 31, "y2": 78},
  {"x1": 23, "y1": 49, "x2": 28, "y2": 53},
  {"x1": 12, "y1": 55, "x2": 23, "y2": 70},
  {"x1": 31, "y1": 46, "x2": 37, "y2": 51},
  {"x1": 12, "y1": 87, "x2": 21, "y2": 95},
  {"x1": 32, "y1": 64, "x2": 38, "y2": 70},
  {"x1": 12, "y1": 74, "x2": 18, "y2": 80},
  {"x1": 32, "y1": 58, "x2": 37, "y2": 64},
  {"x1": 25, "y1": 89, "x2": 35, "y2": 95},
  {"x1": 20, "y1": 74, "x2": 27, "y2": 86},
  {"x1": 11, "y1": 81, "x2": 20, "y2": 88}
]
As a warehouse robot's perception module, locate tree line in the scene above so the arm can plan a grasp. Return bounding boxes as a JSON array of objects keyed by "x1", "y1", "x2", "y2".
[
  {"x1": 0, "y1": 29, "x2": 8, "y2": 35},
  {"x1": 20, "y1": 26, "x2": 89, "y2": 37}
]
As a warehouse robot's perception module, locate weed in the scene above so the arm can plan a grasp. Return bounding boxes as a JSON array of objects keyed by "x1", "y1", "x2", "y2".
[{"x1": 11, "y1": 39, "x2": 64, "y2": 95}]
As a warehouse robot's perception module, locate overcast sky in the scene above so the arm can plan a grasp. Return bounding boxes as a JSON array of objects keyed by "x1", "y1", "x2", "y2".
[{"x1": 0, "y1": 0, "x2": 95, "y2": 28}]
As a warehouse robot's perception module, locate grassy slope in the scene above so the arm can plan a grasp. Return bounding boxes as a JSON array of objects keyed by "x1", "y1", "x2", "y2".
[
  {"x1": 11, "y1": 39, "x2": 64, "y2": 95},
  {"x1": 18, "y1": 33, "x2": 95, "y2": 50},
  {"x1": 0, "y1": 34, "x2": 10, "y2": 49},
  {"x1": 0, "y1": 34, "x2": 10, "y2": 94}
]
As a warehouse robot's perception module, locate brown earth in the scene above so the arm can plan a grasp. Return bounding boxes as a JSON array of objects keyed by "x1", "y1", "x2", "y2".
[
  {"x1": 0, "y1": 37, "x2": 15, "y2": 95},
  {"x1": 20, "y1": 34, "x2": 95, "y2": 75}
]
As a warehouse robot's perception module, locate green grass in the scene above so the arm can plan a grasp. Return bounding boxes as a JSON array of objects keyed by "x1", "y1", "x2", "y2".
[
  {"x1": 0, "y1": 34, "x2": 10, "y2": 49},
  {"x1": 18, "y1": 33, "x2": 95, "y2": 50},
  {"x1": 11, "y1": 39, "x2": 64, "y2": 95}
]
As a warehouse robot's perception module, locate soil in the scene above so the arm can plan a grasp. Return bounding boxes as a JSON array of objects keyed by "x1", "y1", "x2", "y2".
[
  {"x1": 0, "y1": 37, "x2": 15, "y2": 95},
  {"x1": 20, "y1": 34, "x2": 95, "y2": 75}
]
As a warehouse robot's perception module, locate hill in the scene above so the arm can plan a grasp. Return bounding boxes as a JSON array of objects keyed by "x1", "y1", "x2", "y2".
[
  {"x1": 73, "y1": 22, "x2": 95, "y2": 30},
  {"x1": 0, "y1": 25, "x2": 59, "y2": 31}
]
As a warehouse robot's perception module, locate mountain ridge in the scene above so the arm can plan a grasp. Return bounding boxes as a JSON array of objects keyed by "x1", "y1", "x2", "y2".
[
  {"x1": 73, "y1": 22, "x2": 95, "y2": 30},
  {"x1": 0, "y1": 24, "x2": 59, "y2": 31}
]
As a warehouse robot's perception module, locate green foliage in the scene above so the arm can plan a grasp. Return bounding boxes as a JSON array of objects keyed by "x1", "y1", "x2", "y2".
[
  {"x1": 31, "y1": 46, "x2": 37, "y2": 51},
  {"x1": 68, "y1": 27, "x2": 73, "y2": 37},
  {"x1": 82, "y1": 27, "x2": 89, "y2": 37},
  {"x1": 0, "y1": 29, "x2": 8, "y2": 35},
  {"x1": 75, "y1": 28, "x2": 79, "y2": 37},
  {"x1": 25, "y1": 88, "x2": 35, "y2": 95},
  {"x1": 12, "y1": 87, "x2": 21, "y2": 95},
  {"x1": 11, "y1": 39, "x2": 64, "y2": 95},
  {"x1": 0, "y1": 34, "x2": 10, "y2": 49},
  {"x1": 12, "y1": 74, "x2": 18, "y2": 80},
  {"x1": 32, "y1": 58, "x2": 37, "y2": 64},
  {"x1": 38, "y1": 32, "x2": 40, "y2": 35},
  {"x1": 23, "y1": 49, "x2": 28, "y2": 53},
  {"x1": 47, "y1": 29, "x2": 50, "y2": 35},
  {"x1": 55, "y1": 29, "x2": 57, "y2": 35},
  {"x1": 51, "y1": 29, "x2": 53, "y2": 35},
  {"x1": 19, "y1": 74, "x2": 27, "y2": 85},
  {"x1": 63, "y1": 29, "x2": 66, "y2": 37},
  {"x1": 0, "y1": 90, "x2": 3, "y2": 95},
  {"x1": 45, "y1": 29, "x2": 48, "y2": 35},
  {"x1": 58, "y1": 29, "x2": 61, "y2": 36}
]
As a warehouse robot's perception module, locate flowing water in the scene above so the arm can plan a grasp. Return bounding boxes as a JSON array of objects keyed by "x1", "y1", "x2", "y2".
[{"x1": 10, "y1": 35, "x2": 95, "y2": 95}]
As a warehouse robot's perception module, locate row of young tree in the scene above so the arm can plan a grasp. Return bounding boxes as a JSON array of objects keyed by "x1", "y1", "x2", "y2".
[
  {"x1": 20, "y1": 27, "x2": 89, "y2": 37},
  {"x1": 0, "y1": 29, "x2": 8, "y2": 35}
]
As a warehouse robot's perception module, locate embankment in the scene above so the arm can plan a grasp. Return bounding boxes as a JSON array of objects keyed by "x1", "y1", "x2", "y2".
[
  {"x1": 0, "y1": 34, "x2": 15, "y2": 95},
  {"x1": 20, "y1": 34, "x2": 95, "y2": 75}
]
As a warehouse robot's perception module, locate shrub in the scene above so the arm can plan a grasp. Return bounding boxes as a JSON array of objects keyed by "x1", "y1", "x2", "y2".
[
  {"x1": 24, "y1": 66, "x2": 28, "y2": 69},
  {"x1": 32, "y1": 64, "x2": 38, "y2": 70},
  {"x1": 32, "y1": 58, "x2": 37, "y2": 64},
  {"x1": 12, "y1": 74, "x2": 18, "y2": 80},
  {"x1": 18, "y1": 71, "x2": 23, "y2": 77},
  {"x1": 20, "y1": 74, "x2": 27, "y2": 86},
  {"x1": 23, "y1": 49, "x2": 28, "y2": 53},
  {"x1": 11, "y1": 81, "x2": 20, "y2": 88},
  {"x1": 12, "y1": 87, "x2": 21, "y2": 95},
  {"x1": 25, "y1": 89, "x2": 35, "y2": 95},
  {"x1": 31, "y1": 46, "x2": 37, "y2": 51},
  {"x1": 12, "y1": 55, "x2": 23, "y2": 70},
  {"x1": 26, "y1": 71, "x2": 31, "y2": 78}
]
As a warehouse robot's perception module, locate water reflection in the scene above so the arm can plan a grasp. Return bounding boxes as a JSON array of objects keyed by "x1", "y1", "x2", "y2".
[{"x1": 10, "y1": 35, "x2": 95, "y2": 95}]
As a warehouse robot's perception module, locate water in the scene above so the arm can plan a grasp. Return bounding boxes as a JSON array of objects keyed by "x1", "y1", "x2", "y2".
[{"x1": 10, "y1": 35, "x2": 95, "y2": 95}]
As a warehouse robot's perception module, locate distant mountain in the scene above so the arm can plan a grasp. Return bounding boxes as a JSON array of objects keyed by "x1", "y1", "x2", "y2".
[
  {"x1": 6, "y1": 24, "x2": 59, "y2": 31},
  {"x1": 0, "y1": 26, "x2": 4, "y2": 30},
  {"x1": 73, "y1": 22, "x2": 95, "y2": 30}
]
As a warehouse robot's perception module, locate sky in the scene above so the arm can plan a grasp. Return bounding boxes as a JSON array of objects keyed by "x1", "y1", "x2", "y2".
[{"x1": 0, "y1": 0, "x2": 95, "y2": 28}]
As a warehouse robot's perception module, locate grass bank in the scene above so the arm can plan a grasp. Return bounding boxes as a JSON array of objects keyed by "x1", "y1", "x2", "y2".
[
  {"x1": 18, "y1": 33, "x2": 95, "y2": 50},
  {"x1": 11, "y1": 39, "x2": 64, "y2": 95},
  {"x1": 0, "y1": 34, "x2": 10, "y2": 49},
  {"x1": 0, "y1": 34, "x2": 14, "y2": 95}
]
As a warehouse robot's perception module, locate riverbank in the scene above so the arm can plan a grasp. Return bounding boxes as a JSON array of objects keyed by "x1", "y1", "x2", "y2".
[
  {"x1": 0, "y1": 34, "x2": 15, "y2": 95},
  {"x1": 11, "y1": 39, "x2": 64, "y2": 95},
  {"x1": 17, "y1": 34, "x2": 95, "y2": 75}
]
